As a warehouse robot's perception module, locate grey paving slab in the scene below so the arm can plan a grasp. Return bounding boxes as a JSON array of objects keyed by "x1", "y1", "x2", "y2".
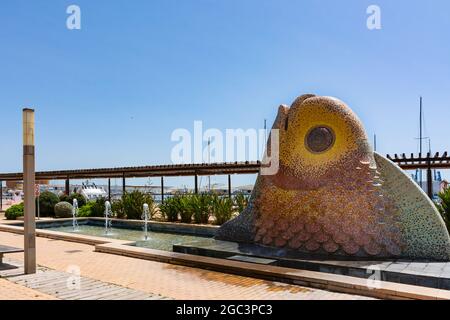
[
  {"x1": 41, "y1": 280, "x2": 102, "y2": 296},
  {"x1": 2, "y1": 259, "x2": 169, "y2": 300},
  {"x1": 59, "y1": 285, "x2": 122, "y2": 300},
  {"x1": 96, "y1": 288, "x2": 141, "y2": 300},
  {"x1": 14, "y1": 273, "x2": 70, "y2": 286},
  {"x1": 78, "y1": 287, "x2": 133, "y2": 300},
  {"x1": 227, "y1": 255, "x2": 278, "y2": 265},
  {"x1": 109, "y1": 290, "x2": 152, "y2": 300},
  {"x1": 24, "y1": 275, "x2": 86, "y2": 290}
]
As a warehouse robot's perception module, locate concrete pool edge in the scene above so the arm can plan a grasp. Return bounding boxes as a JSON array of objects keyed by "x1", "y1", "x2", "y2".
[
  {"x1": 0, "y1": 217, "x2": 217, "y2": 246},
  {"x1": 1, "y1": 221, "x2": 449, "y2": 300},
  {"x1": 8, "y1": 217, "x2": 218, "y2": 238},
  {"x1": 0, "y1": 222, "x2": 132, "y2": 246}
]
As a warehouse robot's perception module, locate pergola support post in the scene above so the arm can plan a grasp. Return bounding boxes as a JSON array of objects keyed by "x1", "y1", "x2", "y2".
[
  {"x1": 65, "y1": 177, "x2": 70, "y2": 195},
  {"x1": 427, "y1": 155, "x2": 433, "y2": 199},
  {"x1": 122, "y1": 173, "x2": 126, "y2": 195},
  {"x1": 108, "y1": 178, "x2": 111, "y2": 202},
  {"x1": 228, "y1": 175, "x2": 232, "y2": 198},
  {"x1": 0, "y1": 180, "x2": 3, "y2": 211},
  {"x1": 161, "y1": 176, "x2": 165, "y2": 204},
  {"x1": 194, "y1": 175, "x2": 198, "y2": 194}
]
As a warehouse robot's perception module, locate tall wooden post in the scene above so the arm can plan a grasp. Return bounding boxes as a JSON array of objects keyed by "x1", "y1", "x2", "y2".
[
  {"x1": 194, "y1": 175, "x2": 198, "y2": 194},
  {"x1": 65, "y1": 177, "x2": 70, "y2": 195},
  {"x1": 0, "y1": 180, "x2": 3, "y2": 211},
  {"x1": 161, "y1": 176, "x2": 165, "y2": 204},
  {"x1": 427, "y1": 153, "x2": 433, "y2": 199},
  {"x1": 122, "y1": 173, "x2": 126, "y2": 195},
  {"x1": 228, "y1": 175, "x2": 232, "y2": 198},
  {"x1": 23, "y1": 108, "x2": 36, "y2": 274},
  {"x1": 108, "y1": 178, "x2": 111, "y2": 202}
]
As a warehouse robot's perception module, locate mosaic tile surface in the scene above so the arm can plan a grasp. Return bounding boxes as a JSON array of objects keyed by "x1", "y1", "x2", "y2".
[
  {"x1": 374, "y1": 153, "x2": 450, "y2": 260},
  {"x1": 217, "y1": 94, "x2": 450, "y2": 260}
]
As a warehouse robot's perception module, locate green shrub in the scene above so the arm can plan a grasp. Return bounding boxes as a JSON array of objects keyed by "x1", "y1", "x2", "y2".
[
  {"x1": 77, "y1": 198, "x2": 113, "y2": 217},
  {"x1": 54, "y1": 201, "x2": 73, "y2": 218},
  {"x1": 159, "y1": 197, "x2": 179, "y2": 222},
  {"x1": 59, "y1": 194, "x2": 69, "y2": 203},
  {"x1": 90, "y1": 197, "x2": 106, "y2": 217},
  {"x1": 212, "y1": 195, "x2": 234, "y2": 225},
  {"x1": 234, "y1": 192, "x2": 249, "y2": 213},
  {"x1": 112, "y1": 200, "x2": 125, "y2": 219},
  {"x1": 59, "y1": 193, "x2": 86, "y2": 208},
  {"x1": 437, "y1": 188, "x2": 450, "y2": 231},
  {"x1": 190, "y1": 194, "x2": 212, "y2": 224},
  {"x1": 37, "y1": 191, "x2": 59, "y2": 217},
  {"x1": 178, "y1": 196, "x2": 193, "y2": 223},
  {"x1": 121, "y1": 190, "x2": 155, "y2": 220},
  {"x1": 158, "y1": 193, "x2": 235, "y2": 225},
  {"x1": 78, "y1": 202, "x2": 95, "y2": 217},
  {"x1": 5, "y1": 203, "x2": 24, "y2": 220}
]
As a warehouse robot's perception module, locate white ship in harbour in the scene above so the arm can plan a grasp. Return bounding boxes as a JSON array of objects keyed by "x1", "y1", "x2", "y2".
[{"x1": 77, "y1": 181, "x2": 108, "y2": 201}]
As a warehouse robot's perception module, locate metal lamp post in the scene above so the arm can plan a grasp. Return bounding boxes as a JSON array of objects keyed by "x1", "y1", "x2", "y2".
[{"x1": 23, "y1": 108, "x2": 36, "y2": 274}]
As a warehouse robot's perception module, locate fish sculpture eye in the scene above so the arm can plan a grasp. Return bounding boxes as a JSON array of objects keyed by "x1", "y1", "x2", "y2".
[{"x1": 305, "y1": 126, "x2": 335, "y2": 153}]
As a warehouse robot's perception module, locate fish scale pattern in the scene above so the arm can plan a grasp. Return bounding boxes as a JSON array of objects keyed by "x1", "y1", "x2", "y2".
[{"x1": 217, "y1": 94, "x2": 450, "y2": 260}]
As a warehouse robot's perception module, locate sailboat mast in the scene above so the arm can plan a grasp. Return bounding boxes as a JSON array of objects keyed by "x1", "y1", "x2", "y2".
[
  {"x1": 419, "y1": 96, "x2": 423, "y2": 188},
  {"x1": 374, "y1": 134, "x2": 377, "y2": 152},
  {"x1": 208, "y1": 138, "x2": 211, "y2": 192}
]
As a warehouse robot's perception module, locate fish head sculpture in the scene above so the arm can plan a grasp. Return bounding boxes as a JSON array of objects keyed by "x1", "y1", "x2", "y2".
[
  {"x1": 270, "y1": 95, "x2": 375, "y2": 191},
  {"x1": 217, "y1": 94, "x2": 450, "y2": 261}
]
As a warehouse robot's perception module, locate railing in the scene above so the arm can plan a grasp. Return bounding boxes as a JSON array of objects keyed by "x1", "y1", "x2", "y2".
[
  {"x1": 386, "y1": 152, "x2": 450, "y2": 198},
  {"x1": 1, "y1": 152, "x2": 448, "y2": 202},
  {"x1": 387, "y1": 152, "x2": 450, "y2": 170}
]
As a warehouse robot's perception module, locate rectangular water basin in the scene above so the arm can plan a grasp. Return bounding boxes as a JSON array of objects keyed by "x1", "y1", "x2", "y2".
[{"x1": 35, "y1": 219, "x2": 215, "y2": 252}]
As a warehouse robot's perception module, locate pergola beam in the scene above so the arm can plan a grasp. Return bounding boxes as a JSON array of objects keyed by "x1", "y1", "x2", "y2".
[{"x1": 0, "y1": 162, "x2": 262, "y2": 181}]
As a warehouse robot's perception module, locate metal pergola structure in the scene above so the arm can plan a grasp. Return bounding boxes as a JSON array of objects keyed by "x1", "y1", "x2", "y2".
[
  {"x1": 1, "y1": 152, "x2": 449, "y2": 209},
  {"x1": 387, "y1": 152, "x2": 450, "y2": 198},
  {"x1": 0, "y1": 161, "x2": 262, "y2": 208}
]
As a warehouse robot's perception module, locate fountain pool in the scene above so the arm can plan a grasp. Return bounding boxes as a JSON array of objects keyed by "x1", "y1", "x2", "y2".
[{"x1": 42, "y1": 224, "x2": 214, "y2": 252}]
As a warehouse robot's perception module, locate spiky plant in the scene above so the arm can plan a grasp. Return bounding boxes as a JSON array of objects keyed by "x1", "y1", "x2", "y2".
[
  {"x1": 437, "y1": 187, "x2": 450, "y2": 232},
  {"x1": 211, "y1": 195, "x2": 234, "y2": 225},
  {"x1": 233, "y1": 192, "x2": 249, "y2": 213},
  {"x1": 190, "y1": 194, "x2": 212, "y2": 224},
  {"x1": 159, "y1": 196, "x2": 179, "y2": 222}
]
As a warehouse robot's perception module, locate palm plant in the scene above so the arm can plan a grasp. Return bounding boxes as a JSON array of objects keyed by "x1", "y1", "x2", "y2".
[
  {"x1": 233, "y1": 192, "x2": 249, "y2": 213},
  {"x1": 437, "y1": 187, "x2": 450, "y2": 231},
  {"x1": 190, "y1": 194, "x2": 212, "y2": 224},
  {"x1": 211, "y1": 195, "x2": 234, "y2": 225},
  {"x1": 121, "y1": 190, "x2": 155, "y2": 220},
  {"x1": 159, "y1": 196, "x2": 179, "y2": 222},
  {"x1": 177, "y1": 195, "x2": 194, "y2": 223}
]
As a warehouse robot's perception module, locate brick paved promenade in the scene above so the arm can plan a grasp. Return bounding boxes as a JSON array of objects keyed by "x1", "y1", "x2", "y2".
[{"x1": 0, "y1": 231, "x2": 373, "y2": 300}]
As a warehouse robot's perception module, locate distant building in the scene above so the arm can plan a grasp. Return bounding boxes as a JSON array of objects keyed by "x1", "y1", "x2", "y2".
[
  {"x1": 440, "y1": 180, "x2": 449, "y2": 193},
  {"x1": 233, "y1": 185, "x2": 253, "y2": 195},
  {"x1": 6, "y1": 180, "x2": 49, "y2": 190},
  {"x1": 6, "y1": 181, "x2": 22, "y2": 190},
  {"x1": 412, "y1": 170, "x2": 447, "y2": 200}
]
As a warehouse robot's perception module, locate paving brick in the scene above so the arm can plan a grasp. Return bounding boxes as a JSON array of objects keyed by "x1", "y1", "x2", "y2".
[{"x1": 0, "y1": 231, "x2": 372, "y2": 300}]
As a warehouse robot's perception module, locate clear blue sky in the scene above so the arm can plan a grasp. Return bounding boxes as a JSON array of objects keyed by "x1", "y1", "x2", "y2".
[{"x1": 1, "y1": 0, "x2": 449, "y2": 188}]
